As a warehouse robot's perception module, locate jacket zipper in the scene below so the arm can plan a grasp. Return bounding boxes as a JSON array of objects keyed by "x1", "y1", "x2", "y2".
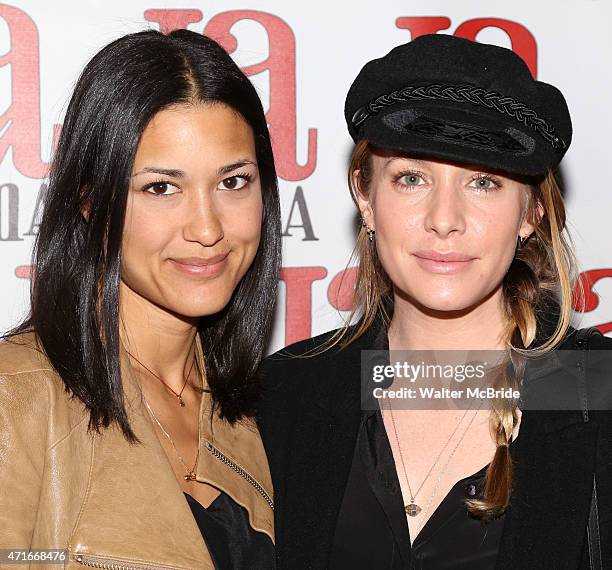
[
  {"x1": 74, "y1": 553, "x2": 178, "y2": 570},
  {"x1": 203, "y1": 440, "x2": 274, "y2": 510}
]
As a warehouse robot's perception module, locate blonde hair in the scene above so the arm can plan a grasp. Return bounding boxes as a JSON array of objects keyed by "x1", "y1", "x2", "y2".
[{"x1": 327, "y1": 138, "x2": 584, "y2": 520}]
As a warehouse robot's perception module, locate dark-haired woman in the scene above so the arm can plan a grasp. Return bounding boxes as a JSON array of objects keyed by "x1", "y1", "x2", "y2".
[
  {"x1": 258, "y1": 35, "x2": 612, "y2": 569},
  {"x1": 0, "y1": 30, "x2": 279, "y2": 569}
]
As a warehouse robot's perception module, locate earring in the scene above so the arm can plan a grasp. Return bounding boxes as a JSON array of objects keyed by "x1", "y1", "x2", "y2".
[
  {"x1": 361, "y1": 217, "x2": 375, "y2": 242},
  {"x1": 517, "y1": 234, "x2": 526, "y2": 249}
]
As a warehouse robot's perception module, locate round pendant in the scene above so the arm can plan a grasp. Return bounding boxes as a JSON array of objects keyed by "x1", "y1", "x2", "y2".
[
  {"x1": 178, "y1": 397, "x2": 185, "y2": 407},
  {"x1": 405, "y1": 502, "x2": 422, "y2": 517}
]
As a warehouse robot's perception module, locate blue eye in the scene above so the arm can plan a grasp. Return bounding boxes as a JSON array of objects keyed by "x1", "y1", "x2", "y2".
[
  {"x1": 397, "y1": 172, "x2": 425, "y2": 187},
  {"x1": 470, "y1": 175, "x2": 500, "y2": 192}
]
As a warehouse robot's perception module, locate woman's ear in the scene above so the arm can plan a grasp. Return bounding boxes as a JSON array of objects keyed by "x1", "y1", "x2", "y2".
[
  {"x1": 519, "y1": 194, "x2": 544, "y2": 238},
  {"x1": 354, "y1": 169, "x2": 375, "y2": 230}
]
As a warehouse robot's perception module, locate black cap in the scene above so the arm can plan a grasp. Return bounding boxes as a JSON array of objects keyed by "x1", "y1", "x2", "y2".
[{"x1": 344, "y1": 34, "x2": 572, "y2": 177}]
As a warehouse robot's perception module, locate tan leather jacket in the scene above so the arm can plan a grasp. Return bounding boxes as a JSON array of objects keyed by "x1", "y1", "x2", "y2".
[{"x1": 0, "y1": 332, "x2": 274, "y2": 569}]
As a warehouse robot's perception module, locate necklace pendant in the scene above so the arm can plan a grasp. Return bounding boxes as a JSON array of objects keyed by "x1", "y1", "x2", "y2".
[
  {"x1": 184, "y1": 471, "x2": 196, "y2": 481},
  {"x1": 178, "y1": 396, "x2": 185, "y2": 407},
  {"x1": 405, "y1": 502, "x2": 422, "y2": 517}
]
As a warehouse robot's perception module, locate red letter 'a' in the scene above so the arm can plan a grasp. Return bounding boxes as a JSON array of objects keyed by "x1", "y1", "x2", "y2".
[
  {"x1": 0, "y1": 4, "x2": 58, "y2": 179},
  {"x1": 205, "y1": 11, "x2": 317, "y2": 181}
]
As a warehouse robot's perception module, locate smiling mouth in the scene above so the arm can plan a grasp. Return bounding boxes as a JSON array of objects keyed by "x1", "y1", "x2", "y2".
[
  {"x1": 169, "y1": 253, "x2": 230, "y2": 276},
  {"x1": 412, "y1": 253, "x2": 475, "y2": 275},
  {"x1": 413, "y1": 250, "x2": 476, "y2": 262}
]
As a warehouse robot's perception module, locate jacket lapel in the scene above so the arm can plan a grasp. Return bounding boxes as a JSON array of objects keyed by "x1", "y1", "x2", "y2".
[
  {"x1": 69, "y1": 345, "x2": 215, "y2": 569},
  {"x1": 72, "y1": 335, "x2": 274, "y2": 568},
  {"x1": 193, "y1": 335, "x2": 275, "y2": 542}
]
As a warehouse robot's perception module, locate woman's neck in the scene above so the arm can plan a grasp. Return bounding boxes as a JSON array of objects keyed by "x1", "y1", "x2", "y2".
[
  {"x1": 118, "y1": 280, "x2": 199, "y2": 393},
  {"x1": 388, "y1": 287, "x2": 509, "y2": 352}
]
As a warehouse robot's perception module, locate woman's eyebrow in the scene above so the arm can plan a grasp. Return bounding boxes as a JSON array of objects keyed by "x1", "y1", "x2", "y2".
[
  {"x1": 384, "y1": 157, "x2": 426, "y2": 168},
  {"x1": 131, "y1": 167, "x2": 185, "y2": 178},
  {"x1": 131, "y1": 160, "x2": 257, "y2": 179},
  {"x1": 217, "y1": 159, "x2": 257, "y2": 176}
]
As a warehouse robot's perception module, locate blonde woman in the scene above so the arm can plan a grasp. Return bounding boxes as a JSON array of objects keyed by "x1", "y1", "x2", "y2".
[{"x1": 258, "y1": 34, "x2": 611, "y2": 569}]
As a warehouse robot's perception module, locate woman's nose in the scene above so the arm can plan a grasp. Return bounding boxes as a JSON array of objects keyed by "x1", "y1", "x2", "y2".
[
  {"x1": 182, "y1": 190, "x2": 224, "y2": 247},
  {"x1": 423, "y1": 177, "x2": 466, "y2": 238}
]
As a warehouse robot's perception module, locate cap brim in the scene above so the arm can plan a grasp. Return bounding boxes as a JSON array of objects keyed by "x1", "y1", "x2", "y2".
[{"x1": 360, "y1": 101, "x2": 554, "y2": 177}]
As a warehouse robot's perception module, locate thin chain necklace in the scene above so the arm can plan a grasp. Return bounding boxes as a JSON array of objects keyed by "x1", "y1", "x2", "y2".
[
  {"x1": 384, "y1": 400, "x2": 472, "y2": 517},
  {"x1": 125, "y1": 335, "x2": 197, "y2": 407},
  {"x1": 141, "y1": 358, "x2": 204, "y2": 482},
  {"x1": 413, "y1": 403, "x2": 483, "y2": 538}
]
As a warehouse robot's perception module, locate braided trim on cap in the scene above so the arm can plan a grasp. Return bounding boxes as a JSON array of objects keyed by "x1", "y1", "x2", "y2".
[{"x1": 351, "y1": 84, "x2": 567, "y2": 151}]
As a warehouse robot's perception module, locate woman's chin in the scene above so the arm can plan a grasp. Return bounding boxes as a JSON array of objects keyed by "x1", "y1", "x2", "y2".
[
  {"x1": 397, "y1": 286, "x2": 488, "y2": 316},
  {"x1": 156, "y1": 290, "x2": 234, "y2": 320}
]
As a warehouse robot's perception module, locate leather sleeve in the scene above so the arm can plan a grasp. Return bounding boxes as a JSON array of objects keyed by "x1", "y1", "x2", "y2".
[{"x1": 0, "y1": 371, "x2": 50, "y2": 548}]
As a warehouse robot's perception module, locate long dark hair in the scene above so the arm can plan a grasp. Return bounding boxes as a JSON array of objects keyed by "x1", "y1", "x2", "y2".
[{"x1": 5, "y1": 29, "x2": 281, "y2": 442}]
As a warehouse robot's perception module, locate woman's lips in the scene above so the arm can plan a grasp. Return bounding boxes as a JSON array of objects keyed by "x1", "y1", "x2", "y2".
[
  {"x1": 413, "y1": 252, "x2": 476, "y2": 275},
  {"x1": 169, "y1": 253, "x2": 229, "y2": 277}
]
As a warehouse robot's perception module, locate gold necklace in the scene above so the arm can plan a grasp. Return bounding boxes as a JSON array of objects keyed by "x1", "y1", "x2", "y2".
[
  {"x1": 141, "y1": 358, "x2": 204, "y2": 481},
  {"x1": 384, "y1": 400, "x2": 473, "y2": 517},
  {"x1": 125, "y1": 335, "x2": 197, "y2": 407}
]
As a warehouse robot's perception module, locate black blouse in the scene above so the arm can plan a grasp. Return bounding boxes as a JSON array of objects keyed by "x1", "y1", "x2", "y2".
[
  {"x1": 330, "y1": 409, "x2": 518, "y2": 569},
  {"x1": 184, "y1": 491, "x2": 275, "y2": 569}
]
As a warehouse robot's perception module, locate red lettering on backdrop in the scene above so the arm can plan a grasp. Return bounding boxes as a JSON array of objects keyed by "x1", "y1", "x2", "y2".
[
  {"x1": 576, "y1": 269, "x2": 612, "y2": 334},
  {"x1": 396, "y1": 16, "x2": 537, "y2": 77},
  {"x1": 454, "y1": 19, "x2": 537, "y2": 78},
  {"x1": 142, "y1": 8, "x2": 317, "y2": 182},
  {"x1": 205, "y1": 11, "x2": 316, "y2": 181},
  {"x1": 144, "y1": 9, "x2": 203, "y2": 34},
  {"x1": 280, "y1": 267, "x2": 327, "y2": 345},
  {"x1": 328, "y1": 267, "x2": 358, "y2": 312},
  {"x1": 14, "y1": 265, "x2": 32, "y2": 279},
  {"x1": 395, "y1": 17, "x2": 451, "y2": 38},
  {"x1": 0, "y1": 4, "x2": 59, "y2": 179}
]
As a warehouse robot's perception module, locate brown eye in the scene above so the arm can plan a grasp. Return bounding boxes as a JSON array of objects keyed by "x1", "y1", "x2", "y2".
[
  {"x1": 218, "y1": 176, "x2": 249, "y2": 191},
  {"x1": 143, "y1": 181, "x2": 179, "y2": 196}
]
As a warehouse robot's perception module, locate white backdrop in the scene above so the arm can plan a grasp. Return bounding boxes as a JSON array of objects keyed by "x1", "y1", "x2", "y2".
[{"x1": 0, "y1": 0, "x2": 610, "y2": 353}]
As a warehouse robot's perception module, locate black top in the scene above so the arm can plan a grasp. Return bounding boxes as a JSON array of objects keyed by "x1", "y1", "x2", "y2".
[
  {"x1": 330, "y1": 409, "x2": 517, "y2": 569},
  {"x1": 257, "y1": 314, "x2": 612, "y2": 569},
  {"x1": 184, "y1": 491, "x2": 275, "y2": 570}
]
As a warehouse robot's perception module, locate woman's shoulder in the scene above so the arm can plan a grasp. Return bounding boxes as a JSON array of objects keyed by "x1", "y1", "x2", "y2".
[
  {"x1": 257, "y1": 325, "x2": 366, "y2": 406},
  {"x1": 563, "y1": 326, "x2": 612, "y2": 349},
  {"x1": 0, "y1": 331, "x2": 88, "y2": 448},
  {"x1": 553, "y1": 326, "x2": 612, "y2": 419},
  {"x1": 264, "y1": 327, "x2": 343, "y2": 362},
  {"x1": 260, "y1": 324, "x2": 368, "y2": 379},
  {"x1": 0, "y1": 331, "x2": 69, "y2": 408},
  {"x1": 583, "y1": 329, "x2": 612, "y2": 350},
  {"x1": 0, "y1": 331, "x2": 55, "y2": 376}
]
